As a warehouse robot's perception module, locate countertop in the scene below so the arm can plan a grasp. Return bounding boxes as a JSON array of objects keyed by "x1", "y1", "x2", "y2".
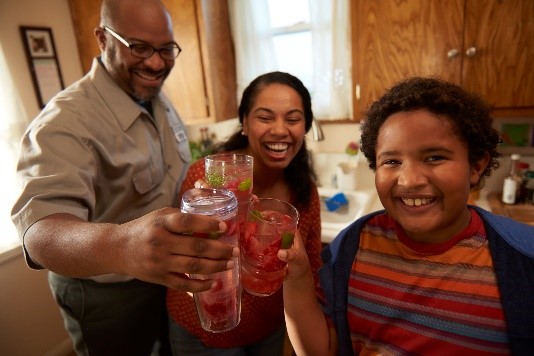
[
  {"x1": 321, "y1": 191, "x2": 534, "y2": 243},
  {"x1": 486, "y1": 192, "x2": 534, "y2": 226}
]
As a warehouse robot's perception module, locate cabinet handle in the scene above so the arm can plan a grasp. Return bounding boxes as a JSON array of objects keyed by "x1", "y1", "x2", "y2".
[
  {"x1": 465, "y1": 47, "x2": 477, "y2": 57},
  {"x1": 447, "y1": 49, "x2": 459, "y2": 59},
  {"x1": 355, "y1": 84, "x2": 361, "y2": 101}
]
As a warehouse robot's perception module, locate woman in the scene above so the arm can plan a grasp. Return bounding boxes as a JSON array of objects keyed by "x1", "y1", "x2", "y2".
[{"x1": 167, "y1": 71, "x2": 323, "y2": 355}]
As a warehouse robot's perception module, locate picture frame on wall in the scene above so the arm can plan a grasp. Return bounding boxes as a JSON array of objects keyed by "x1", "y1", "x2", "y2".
[{"x1": 19, "y1": 26, "x2": 64, "y2": 108}]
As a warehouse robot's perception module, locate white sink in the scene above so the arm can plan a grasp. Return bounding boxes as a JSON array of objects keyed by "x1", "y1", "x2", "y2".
[{"x1": 318, "y1": 187, "x2": 376, "y2": 242}]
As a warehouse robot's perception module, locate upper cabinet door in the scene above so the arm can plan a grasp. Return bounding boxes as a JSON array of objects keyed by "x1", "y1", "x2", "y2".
[
  {"x1": 351, "y1": 0, "x2": 534, "y2": 121},
  {"x1": 68, "y1": 0, "x2": 102, "y2": 74},
  {"x1": 351, "y1": 0, "x2": 464, "y2": 119},
  {"x1": 162, "y1": 0, "x2": 209, "y2": 120},
  {"x1": 462, "y1": 0, "x2": 534, "y2": 109}
]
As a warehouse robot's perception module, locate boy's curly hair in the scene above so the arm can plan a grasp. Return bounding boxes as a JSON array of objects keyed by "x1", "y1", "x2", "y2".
[{"x1": 360, "y1": 76, "x2": 501, "y2": 190}]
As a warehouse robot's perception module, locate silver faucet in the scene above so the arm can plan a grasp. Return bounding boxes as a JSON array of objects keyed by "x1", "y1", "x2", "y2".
[{"x1": 311, "y1": 118, "x2": 325, "y2": 141}]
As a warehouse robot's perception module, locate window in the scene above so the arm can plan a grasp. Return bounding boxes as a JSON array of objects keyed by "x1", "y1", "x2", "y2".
[
  {"x1": 0, "y1": 45, "x2": 23, "y2": 252},
  {"x1": 267, "y1": 0, "x2": 313, "y2": 90},
  {"x1": 228, "y1": 0, "x2": 351, "y2": 120}
]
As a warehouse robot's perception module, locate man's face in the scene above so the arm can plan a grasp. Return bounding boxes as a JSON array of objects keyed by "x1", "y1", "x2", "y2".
[{"x1": 97, "y1": 10, "x2": 176, "y2": 101}]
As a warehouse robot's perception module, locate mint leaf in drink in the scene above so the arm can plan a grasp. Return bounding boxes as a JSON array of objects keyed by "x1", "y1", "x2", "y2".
[
  {"x1": 281, "y1": 232, "x2": 294, "y2": 249},
  {"x1": 250, "y1": 209, "x2": 263, "y2": 222}
]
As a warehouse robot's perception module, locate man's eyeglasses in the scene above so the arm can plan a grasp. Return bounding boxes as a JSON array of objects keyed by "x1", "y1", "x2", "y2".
[{"x1": 103, "y1": 26, "x2": 181, "y2": 60}]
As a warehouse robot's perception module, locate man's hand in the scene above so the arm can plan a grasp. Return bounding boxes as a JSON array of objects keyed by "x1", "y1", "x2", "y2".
[
  {"x1": 118, "y1": 207, "x2": 238, "y2": 292},
  {"x1": 24, "y1": 208, "x2": 238, "y2": 293}
]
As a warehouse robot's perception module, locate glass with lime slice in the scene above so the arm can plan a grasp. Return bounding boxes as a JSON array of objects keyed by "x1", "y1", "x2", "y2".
[
  {"x1": 205, "y1": 154, "x2": 254, "y2": 230},
  {"x1": 241, "y1": 198, "x2": 299, "y2": 297}
]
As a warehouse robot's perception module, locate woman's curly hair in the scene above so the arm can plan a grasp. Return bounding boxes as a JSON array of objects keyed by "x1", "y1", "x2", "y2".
[{"x1": 360, "y1": 76, "x2": 501, "y2": 190}]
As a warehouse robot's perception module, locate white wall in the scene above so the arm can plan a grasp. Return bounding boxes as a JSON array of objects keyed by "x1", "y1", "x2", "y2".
[
  {"x1": 304, "y1": 121, "x2": 534, "y2": 201},
  {"x1": 0, "y1": 0, "x2": 83, "y2": 124},
  {"x1": 0, "y1": 0, "x2": 83, "y2": 354},
  {"x1": 0, "y1": 250, "x2": 72, "y2": 356}
]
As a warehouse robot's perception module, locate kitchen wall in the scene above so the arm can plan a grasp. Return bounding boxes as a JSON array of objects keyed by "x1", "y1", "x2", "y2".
[
  {"x1": 0, "y1": 250, "x2": 72, "y2": 356},
  {"x1": 0, "y1": 0, "x2": 82, "y2": 355}
]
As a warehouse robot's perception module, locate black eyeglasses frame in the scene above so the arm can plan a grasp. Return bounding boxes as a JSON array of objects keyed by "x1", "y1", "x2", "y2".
[{"x1": 103, "y1": 26, "x2": 181, "y2": 60}]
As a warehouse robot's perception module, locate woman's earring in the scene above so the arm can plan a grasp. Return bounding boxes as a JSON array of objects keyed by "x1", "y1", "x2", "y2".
[{"x1": 241, "y1": 131, "x2": 247, "y2": 136}]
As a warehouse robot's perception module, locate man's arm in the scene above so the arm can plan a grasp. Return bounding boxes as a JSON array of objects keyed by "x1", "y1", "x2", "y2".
[{"x1": 24, "y1": 208, "x2": 238, "y2": 293}]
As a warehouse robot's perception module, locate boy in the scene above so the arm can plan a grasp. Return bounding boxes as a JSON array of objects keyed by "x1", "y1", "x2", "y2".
[{"x1": 281, "y1": 77, "x2": 534, "y2": 355}]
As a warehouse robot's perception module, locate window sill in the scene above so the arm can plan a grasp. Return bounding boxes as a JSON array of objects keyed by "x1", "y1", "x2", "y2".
[
  {"x1": 316, "y1": 118, "x2": 358, "y2": 124},
  {"x1": 0, "y1": 242, "x2": 22, "y2": 265}
]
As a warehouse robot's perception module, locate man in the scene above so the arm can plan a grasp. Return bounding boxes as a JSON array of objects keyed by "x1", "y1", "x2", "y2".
[{"x1": 11, "y1": 0, "x2": 236, "y2": 354}]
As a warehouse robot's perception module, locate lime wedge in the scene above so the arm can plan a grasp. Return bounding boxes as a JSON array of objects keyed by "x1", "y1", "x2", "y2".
[
  {"x1": 238, "y1": 178, "x2": 252, "y2": 191},
  {"x1": 281, "y1": 232, "x2": 294, "y2": 249},
  {"x1": 206, "y1": 173, "x2": 224, "y2": 187}
]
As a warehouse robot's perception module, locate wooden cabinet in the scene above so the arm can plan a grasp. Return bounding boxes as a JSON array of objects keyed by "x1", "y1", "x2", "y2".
[
  {"x1": 351, "y1": 0, "x2": 534, "y2": 121},
  {"x1": 163, "y1": 0, "x2": 237, "y2": 123},
  {"x1": 68, "y1": 0, "x2": 237, "y2": 124},
  {"x1": 67, "y1": 0, "x2": 102, "y2": 74}
]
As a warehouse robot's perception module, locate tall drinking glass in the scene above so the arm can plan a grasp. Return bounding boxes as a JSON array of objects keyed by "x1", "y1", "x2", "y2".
[
  {"x1": 181, "y1": 188, "x2": 241, "y2": 332},
  {"x1": 241, "y1": 198, "x2": 299, "y2": 296},
  {"x1": 205, "y1": 153, "x2": 254, "y2": 231}
]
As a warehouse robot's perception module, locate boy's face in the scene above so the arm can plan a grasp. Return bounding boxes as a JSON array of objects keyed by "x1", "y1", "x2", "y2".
[{"x1": 374, "y1": 109, "x2": 487, "y2": 243}]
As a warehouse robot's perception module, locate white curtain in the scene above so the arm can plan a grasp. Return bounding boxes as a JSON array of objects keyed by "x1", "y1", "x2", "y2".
[
  {"x1": 309, "y1": 0, "x2": 351, "y2": 119},
  {"x1": 227, "y1": 0, "x2": 277, "y2": 102},
  {"x1": 228, "y1": 0, "x2": 351, "y2": 120},
  {"x1": 0, "y1": 42, "x2": 26, "y2": 248}
]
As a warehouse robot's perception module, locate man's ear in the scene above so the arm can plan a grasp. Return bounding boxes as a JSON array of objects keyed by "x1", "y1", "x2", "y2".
[
  {"x1": 94, "y1": 27, "x2": 107, "y2": 52},
  {"x1": 470, "y1": 152, "x2": 490, "y2": 187}
]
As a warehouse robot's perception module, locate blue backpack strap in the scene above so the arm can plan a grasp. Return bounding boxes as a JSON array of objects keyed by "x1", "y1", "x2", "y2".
[
  {"x1": 319, "y1": 210, "x2": 384, "y2": 356},
  {"x1": 483, "y1": 218, "x2": 534, "y2": 354},
  {"x1": 472, "y1": 206, "x2": 534, "y2": 259}
]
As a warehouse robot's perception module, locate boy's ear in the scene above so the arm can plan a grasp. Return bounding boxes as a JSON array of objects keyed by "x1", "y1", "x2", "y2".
[{"x1": 470, "y1": 152, "x2": 490, "y2": 186}]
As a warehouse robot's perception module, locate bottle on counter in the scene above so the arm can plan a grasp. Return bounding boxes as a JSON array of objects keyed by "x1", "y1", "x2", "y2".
[{"x1": 502, "y1": 154, "x2": 522, "y2": 205}]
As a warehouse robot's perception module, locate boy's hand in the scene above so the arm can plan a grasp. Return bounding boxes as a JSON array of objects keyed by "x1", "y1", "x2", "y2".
[{"x1": 278, "y1": 230, "x2": 311, "y2": 280}]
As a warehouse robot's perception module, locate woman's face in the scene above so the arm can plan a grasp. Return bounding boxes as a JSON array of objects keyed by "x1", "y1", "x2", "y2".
[
  {"x1": 242, "y1": 83, "x2": 307, "y2": 171},
  {"x1": 374, "y1": 109, "x2": 488, "y2": 243}
]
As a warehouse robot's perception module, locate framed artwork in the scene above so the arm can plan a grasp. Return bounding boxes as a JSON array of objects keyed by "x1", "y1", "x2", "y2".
[{"x1": 20, "y1": 26, "x2": 64, "y2": 108}]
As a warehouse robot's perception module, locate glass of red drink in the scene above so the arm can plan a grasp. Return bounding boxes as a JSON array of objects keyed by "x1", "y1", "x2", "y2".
[
  {"x1": 241, "y1": 198, "x2": 299, "y2": 297},
  {"x1": 205, "y1": 154, "x2": 254, "y2": 230},
  {"x1": 181, "y1": 188, "x2": 241, "y2": 332}
]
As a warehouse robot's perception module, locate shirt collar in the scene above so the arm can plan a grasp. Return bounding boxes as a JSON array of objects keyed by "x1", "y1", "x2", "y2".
[{"x1": 90, "y1": 57, "x2": 149, "y2": 131}]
